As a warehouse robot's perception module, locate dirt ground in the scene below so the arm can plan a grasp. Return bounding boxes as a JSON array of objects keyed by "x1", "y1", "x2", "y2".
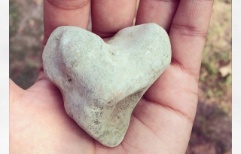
[{"x1": 10, "y1": 0, "x2": 231, "y2": 153}]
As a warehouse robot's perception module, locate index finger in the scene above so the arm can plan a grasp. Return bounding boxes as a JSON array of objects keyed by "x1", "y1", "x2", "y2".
[{"x1": 43, "y1": 0, "x2": 90, "y2": 45}]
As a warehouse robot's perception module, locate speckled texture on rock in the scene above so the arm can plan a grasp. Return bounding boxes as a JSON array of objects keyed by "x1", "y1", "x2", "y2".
[{"x1": 42, "y1": 23, "x2": 171, "y2": 147}]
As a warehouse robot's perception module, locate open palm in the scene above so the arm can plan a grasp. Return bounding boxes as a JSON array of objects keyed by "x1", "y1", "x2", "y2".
[{"x1": 10, "y1": 0, "x2": 213, "y2": 153}]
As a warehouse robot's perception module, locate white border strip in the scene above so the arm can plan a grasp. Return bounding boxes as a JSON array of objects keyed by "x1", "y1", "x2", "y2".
[
  {"x1": 233, "y1": 0, "x2": 241, "y2": 153},
  {"x1": 0, "y1": 0, "x2": 9, "y2": 153},
  {"x1": 0, "y1": 0, "x2": 239, "y2": 154}
]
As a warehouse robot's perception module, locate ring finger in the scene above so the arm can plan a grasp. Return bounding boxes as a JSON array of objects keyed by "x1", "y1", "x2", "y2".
[{"x1": 135, "y1": 0, "x2": 179, "y2": 31}]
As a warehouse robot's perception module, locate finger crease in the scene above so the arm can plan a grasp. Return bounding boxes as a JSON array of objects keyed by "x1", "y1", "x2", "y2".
[
  {"x1": 132, "y1": 113, "x2": 164, "y2": 143},
  {"x1": 171, "y1": 57, "x2": 200, "y2": 80},
  {"x1": 171, "y1": 23, "x2": 208, "y2": 38},
  {"x1": 46, "y1": 0, "x2": 90, "y2": 10},
  {"x1": 147, "y1": 99, "x2": 195, "y2": 124}
]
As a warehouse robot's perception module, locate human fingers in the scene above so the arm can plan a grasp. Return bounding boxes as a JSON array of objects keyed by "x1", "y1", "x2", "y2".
[
  {"x1": 91, "y1": 0, "x2": 137, "y2": 38},
  {"x1": 169, "y1": 0, "x2": 214, "y2": 78},
  {"x1": 144, "y1": 0, "x2": 213, "y2": 125},
  {"x1": 135, "y1": 0, "x2": 179, "y2": 31},
  {"x1": 43, "y1": 0, "x2": 90, "y2": 44},
  {"x1": 143, "y1": 0, "x2": 213, "y2": 121}
]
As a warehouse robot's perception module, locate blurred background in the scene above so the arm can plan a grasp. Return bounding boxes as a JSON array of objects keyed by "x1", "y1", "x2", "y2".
[{"x1": 10, "y1": 0, "x2": 231, "y2": 153}]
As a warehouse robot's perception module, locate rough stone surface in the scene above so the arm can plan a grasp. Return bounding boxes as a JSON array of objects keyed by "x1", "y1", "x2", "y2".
[{"x1": 42, "y1": 23, "x2": 171, "y2": 147}]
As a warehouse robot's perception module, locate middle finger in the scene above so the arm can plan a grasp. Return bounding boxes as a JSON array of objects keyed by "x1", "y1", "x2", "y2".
[{"x1": 91, "y1": 0, "x2": 137, "y2": 38}]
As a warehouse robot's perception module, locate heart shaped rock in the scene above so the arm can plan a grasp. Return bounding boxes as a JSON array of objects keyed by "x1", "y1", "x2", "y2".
[{"x1": 43, "y1": 23, "x2": 171, "y2": 147}]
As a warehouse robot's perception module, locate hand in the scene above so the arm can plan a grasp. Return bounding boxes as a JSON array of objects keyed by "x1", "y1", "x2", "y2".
[{"x1": 10, "y1": 0, "x2": 213, "y2": 153}]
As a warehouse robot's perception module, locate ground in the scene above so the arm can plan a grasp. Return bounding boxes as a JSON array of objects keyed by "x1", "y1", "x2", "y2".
[{"x1": 10, "y1": 0, "x2": 231, "y2": 153}]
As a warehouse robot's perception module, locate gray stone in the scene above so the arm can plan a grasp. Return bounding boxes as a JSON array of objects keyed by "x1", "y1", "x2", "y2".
[{"x1": 42, "y1": 23, "x2": 171, "y2": 147}]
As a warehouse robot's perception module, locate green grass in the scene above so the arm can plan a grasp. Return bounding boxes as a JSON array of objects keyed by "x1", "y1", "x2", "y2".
[
  {"x1": 10, "y1": 0, "x2": 20, "y2": 38},
  {"x1": 10, "y1": 0, "x2": 43, "y2": 89},
  {"x1": 199, "y1": 0, "x2": 231, "y2": 102}
]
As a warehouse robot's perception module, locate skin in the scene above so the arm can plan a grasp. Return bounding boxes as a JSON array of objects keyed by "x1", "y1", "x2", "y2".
[{"x1": 10, "y1": 0, "x2": 213, "y2": 153}]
